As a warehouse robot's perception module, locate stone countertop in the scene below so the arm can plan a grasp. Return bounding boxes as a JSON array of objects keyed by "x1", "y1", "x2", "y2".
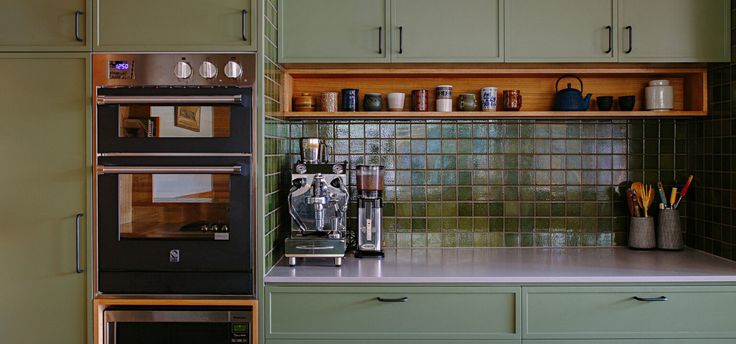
[{"x1": 265, "y1": 247, "x2": 736, "y2": 284}]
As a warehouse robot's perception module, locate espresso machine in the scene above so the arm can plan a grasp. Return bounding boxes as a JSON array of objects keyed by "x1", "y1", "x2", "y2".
[
  {"x1": 286, "y1": 138, "x2": 349, "y2": 266},
  {"x1": 355, "y1": 165, "x2": 385, "y2": 258}
]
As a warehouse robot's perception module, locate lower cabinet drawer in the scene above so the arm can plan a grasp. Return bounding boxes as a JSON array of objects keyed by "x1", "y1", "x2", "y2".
[
  {"x1": 523, "y1": 286, "x2": 736, "y2": 339},
  {"x1": 268, "y1": 341, "x2": 520, "y2": 344},
  {"x1": 266, "y1": 285, "x2": 520, "y2": 340},
  {"x1": 525, "y1": 340, "x2": 736, "y2": 344}
]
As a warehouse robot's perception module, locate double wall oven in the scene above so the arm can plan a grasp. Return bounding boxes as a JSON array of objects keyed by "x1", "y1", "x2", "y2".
[{"x1": 94, "y1": 54, "x2": 255, "y2": 295}]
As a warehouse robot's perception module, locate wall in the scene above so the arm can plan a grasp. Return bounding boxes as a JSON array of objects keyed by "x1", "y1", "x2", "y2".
[
  {"x1": 686, "y1": 15, "x2": 736, "y2": 260},
  {"x1": 289, "y1": 119, "x2": 686, "y2": 248}
]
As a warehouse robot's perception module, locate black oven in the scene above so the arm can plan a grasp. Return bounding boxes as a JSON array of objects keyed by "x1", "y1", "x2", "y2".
[
  {"x1": 94, "y1": 53, "x2": 255, "y2": 295},
  {"x1": 104, "y1": 307, "x2": 252, "y2": 344}
]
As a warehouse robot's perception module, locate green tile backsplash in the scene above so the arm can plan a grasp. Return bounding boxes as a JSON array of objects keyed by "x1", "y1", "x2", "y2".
[{"x1": 288, "y1": 119, "x2": 687, "y2": 248}]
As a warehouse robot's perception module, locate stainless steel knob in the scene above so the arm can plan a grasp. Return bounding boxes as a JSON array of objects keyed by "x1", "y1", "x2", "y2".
[
  {"x1": 199, "y1": 61, "x2": 218, "y2": 79},
  {"x1": 174, "y1": 61, "x2": 192, "y2": 79},
  {"x1": 224, "y1": 61, "x2": 243, "y2": 79}
]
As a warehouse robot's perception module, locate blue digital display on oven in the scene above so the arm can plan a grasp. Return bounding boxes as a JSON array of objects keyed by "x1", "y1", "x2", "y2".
[
  {"x1": 108, "y1": 60, "x2": 134, "y2": 79},
  {"x1": 114, "y1": 62, "x2": 129, "y2": 70}
]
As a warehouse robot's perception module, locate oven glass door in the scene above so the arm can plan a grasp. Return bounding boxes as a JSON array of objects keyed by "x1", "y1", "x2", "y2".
[
  {"x1": 105, "y1": 309, "x2": 251, "y2": 344},
  {"x1": 97, "y1": 87, "x2": 251, "y2": 153},
  {"x1": 98, "y1": 157, "x2": 251, "y2": 273}
]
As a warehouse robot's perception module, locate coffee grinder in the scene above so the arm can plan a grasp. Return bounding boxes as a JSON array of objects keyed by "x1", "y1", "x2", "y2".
[{"x1": 355, "y1": 165, "x2": 385, "y2": 258}]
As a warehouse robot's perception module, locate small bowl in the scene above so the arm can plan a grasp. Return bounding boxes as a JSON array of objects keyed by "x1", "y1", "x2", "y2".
[
  {"x1": 596, "y1": 96, "x2": 614, "y2": 111},
  {"x1": 618, "y1": 95, "x2": 636, "y2": 111}
]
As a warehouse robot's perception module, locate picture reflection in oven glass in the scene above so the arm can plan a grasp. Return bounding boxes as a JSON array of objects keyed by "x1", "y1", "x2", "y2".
[
  {"x1": 118, "y1": 105, "x2": 230, "y2": 138},
  {"x1": 118, "y1": 173, "x2": 231, "y2": 240}
]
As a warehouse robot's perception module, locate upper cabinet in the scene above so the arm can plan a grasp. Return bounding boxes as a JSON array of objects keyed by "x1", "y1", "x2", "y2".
[
  {"x1": 505, "y1": 0, "x2": 615, "y2": 62},
  {"x1": 94, "y1": 0, "x2": 256, "y2": 52},
  {"x1": 279, "y1": 0, "x2": 390, "y2": 63},
  {"x1": 0, "y1": 0, "x2": 91, "y2": 51},
  {"x1": 618, "y1": 0, "x2": 730, "y2": 62},
  {"x1": 391, "y1": 0, "x2": 503, "y2": 62}
]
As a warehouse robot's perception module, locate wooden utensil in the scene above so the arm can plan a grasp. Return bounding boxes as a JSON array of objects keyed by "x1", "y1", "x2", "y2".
[{"x1": 632, "y1": 182, "x2": 654, "y2": 217}]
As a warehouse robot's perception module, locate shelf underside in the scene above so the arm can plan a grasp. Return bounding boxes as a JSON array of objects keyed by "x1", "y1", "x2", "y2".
[{"x1": 281, "y1": 110, "x2": 707, "y2": 120}]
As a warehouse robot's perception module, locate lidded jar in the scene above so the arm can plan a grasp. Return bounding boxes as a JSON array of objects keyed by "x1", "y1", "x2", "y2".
[{"x1": 645, "y1": 80, "x2": 673, "y2": 111}]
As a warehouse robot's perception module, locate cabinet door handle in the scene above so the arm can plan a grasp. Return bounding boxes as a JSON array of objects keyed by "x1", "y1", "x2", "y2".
[
  {"x1": 74, "y1": 213, "x2": 84, "y2": 273},
  {"x1": 378, "y1": 26, "x2": 383, "y2": 54},
  {"x1": 241, "y1": 10, "x2": 248, "y2": 41},
  {"x1": 398, "y1": 26, "x2": 403, "y2": 54},
  {"x1": 74, "y1": 10, "x2": 83, "y2": 42},
  {"x1": 625, "y1": 25, "x2": 632, "y2": 54},
  {"x1": 376, "y1": 296, "x2": 408, "y2": 303},
  {"x1": 633, "y1": 296, "x2": 668, "y2": 302},
  {"x1": 604, "y1": 25, "x2": 612, "y2": 53}
]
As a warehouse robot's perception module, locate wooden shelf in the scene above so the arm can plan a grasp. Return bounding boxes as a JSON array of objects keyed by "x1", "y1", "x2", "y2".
[
  {"x1": 282, "y1": 110, "x2": 707, "y2": 120},
  {"x1": 279, "y1": 64, "x2": 708, "y2": 119}
]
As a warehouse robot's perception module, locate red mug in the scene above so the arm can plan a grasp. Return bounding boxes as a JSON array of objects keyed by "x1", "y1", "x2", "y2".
[
  {"x1": 412, "y1": 89, "x2": 429, "y2": 111},
  {"x1": 503, "y1": 90, "x2": 522, "y2": 111}
]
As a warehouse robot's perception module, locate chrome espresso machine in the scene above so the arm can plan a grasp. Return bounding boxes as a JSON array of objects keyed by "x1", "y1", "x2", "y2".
[{"x1": 286, "y1": 138, "x2": 349, "y2": 266}]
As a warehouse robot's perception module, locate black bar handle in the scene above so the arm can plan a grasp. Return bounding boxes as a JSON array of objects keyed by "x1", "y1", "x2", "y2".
[
  {"x1": 398, "y1": 26, "x2": 403, "y2": 54},
  {"x1": 242, "y1": 10, "x2": 248, "y2": 41},
  {"x1": 604, "y1": 25, "x2": 612, "y2": 53},
  {"x1": 376, "y1": 296, "x2": 408, "y2": 303},
  {"x1": 74, "y1": 10, "x2": 83, "y2": 42},
  {"x1": 75, "y1": 213, "x2": 84, "y2": 273},
  {"x1": 633, "y1": 296, "x2": 668, "y2": 302},
  {"x1": 625, "y1": 25, "x2": 632, "y2": 54},
  {"x1": 378, "y1": 26, "x2": 383, "y2": 54}
]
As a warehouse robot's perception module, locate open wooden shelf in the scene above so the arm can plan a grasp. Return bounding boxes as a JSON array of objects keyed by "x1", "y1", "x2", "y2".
[
  {"x1": 280, "y1": 64, "x2": 708, "y2": 119},
  {"x1": 283, "y1": 110, "x2": 707, "y2": 120}
]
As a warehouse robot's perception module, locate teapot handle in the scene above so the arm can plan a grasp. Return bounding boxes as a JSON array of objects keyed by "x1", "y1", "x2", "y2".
[{"x1": 555, "y1": 74, "x2": 584, "y2": 93}]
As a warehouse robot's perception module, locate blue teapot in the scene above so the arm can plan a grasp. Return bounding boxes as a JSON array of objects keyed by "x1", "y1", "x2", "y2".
[{"x1": 554, "y1": 74, "x2": 592, "y2": 111}]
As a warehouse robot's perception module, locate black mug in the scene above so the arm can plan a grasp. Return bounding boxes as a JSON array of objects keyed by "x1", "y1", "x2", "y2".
[{"x1": 341, "y1": 88, "x2": 359, "y2": 112}]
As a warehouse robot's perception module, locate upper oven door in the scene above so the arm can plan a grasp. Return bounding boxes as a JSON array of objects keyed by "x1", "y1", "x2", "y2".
[{"x1": 97, "y1": 87, "x2": 252, "y2": 154}]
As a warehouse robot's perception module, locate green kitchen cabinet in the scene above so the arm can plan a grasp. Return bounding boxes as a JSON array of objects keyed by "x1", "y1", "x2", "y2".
[
  {"x1": 0, "y1": 54, "x2": 89, "y2": 344},
  {"x1": 266, "y1": 285, "x2": 520, "y2": 341},
  {"x1": 268, "y1": 341, "x2": 520, "y2": 344},
  {"x1": 390, "y1": 0, "x2": 503, "y2": 62},
  {"x1": 525, "y1": 341, "x2": 736, "y2": 344},
  {"x1": 618, "y1": 0, "x2": 730, "y2": 62},
  {"x1": 278, "y1": 0, "x2": 389, "y2": 63},
  {"x1": 94, "y1": 0, "x2": 256, "y2": 51},
  {"x1": 523, "y1": 286, "x2": 736, "y2": 340},
  {"x1": 0, "y1": 0, "x2": 91, "y2": 51},
  {"x1": 505, "y1": 0, "x2": 616, "y2": 62}
]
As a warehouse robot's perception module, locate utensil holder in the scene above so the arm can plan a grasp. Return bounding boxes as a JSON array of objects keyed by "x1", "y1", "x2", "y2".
[
  {"x1": 629, "y1": 217, "x2": 656, "y2": 249},
  {"x1": 657, "y1": 209, "x2": 684, "y2": 250}
]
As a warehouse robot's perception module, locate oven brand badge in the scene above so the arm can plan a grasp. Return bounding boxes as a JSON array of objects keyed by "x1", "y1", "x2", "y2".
[{"x1": 169, "y1": 249, "x2": 180, "y2": 263}]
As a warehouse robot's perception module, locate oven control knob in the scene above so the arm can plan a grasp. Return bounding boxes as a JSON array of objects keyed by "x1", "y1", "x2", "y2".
[
  {"x1": 224, "y1": 61, "x2": 243, "y2": 79},
  {"x1": 174, "y1": 61, "x2": 192, "y2": 79},
  {"x1": 199, "y1": 61, "x2": 218, "y2": 79}
]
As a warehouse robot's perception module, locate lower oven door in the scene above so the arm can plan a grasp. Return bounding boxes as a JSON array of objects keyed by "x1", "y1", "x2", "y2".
[
  {"x1": 97, "y1": 156, "x2": 252, "y2": 294},
  {"x1": 104, "y1": 308, "x2": 252, "y2": 344}
]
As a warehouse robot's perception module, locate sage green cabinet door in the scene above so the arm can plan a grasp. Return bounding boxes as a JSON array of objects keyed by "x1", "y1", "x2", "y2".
[
  {"x1": 0, "y1": 54, "x2": 88, "y2": 344},
  {"x1": 391, "y1": 0, "x2": 503, "y2": 62},
  {"x1": 526, "y1": 340, "x2": 736, "y2": 344},
  {"x1": 505, "y1": 0, "x2": 616, "y2": 62},
  {"x1": 523, "y1": 286, "x2": 736, "y2": 339},
  {"x1": 619, "y1": 0, "x2": 730, "y2": 62},
  {"x1": 266, "y1": 285, "x2": 520, "y2": 340},
  {"x1": 279, "y1": 0, "x2": 389, "y2": 63},
  {"x1": 95, "y1": 0, "x2": 255, "y2": 51},
  {"x1": 0, "y1": 0, "x2": 90, "y2": 51},
  {"x1": 268, "y1": 340, "x2": 520, "y2": 344}
]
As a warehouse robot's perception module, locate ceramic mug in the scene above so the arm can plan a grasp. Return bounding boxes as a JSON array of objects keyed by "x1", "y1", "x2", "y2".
[
  {"x1": 387, "y1": 92, "x2": 405, "y2": 111},
  {"x1": 436, "y1": 85, "x2": 453, "y2": 99},
  {"x1": 412, "y1": 89, "x2": 429, "y2": 112},
  {"x1": 480, "y1": 87, "x2": 498, "y2": 111},
  {"x1": 321, "y1": 92, "x2": 339, "y2": 112},
  {"x1": 363, "y1": 93, "x2": 383, "y2": 111},
  {"x1": 341, "y1": 88, "x2": 359, "y2": 112},
  {"x1": 503, "y1": 90, "x2": 522, "y2": 111},
  {"x1": 457, "y1": 93, "x2": 478, "y2": 111},
  {"x1": 645, "y1": 80, "x2": 673, "y2": 111},
  {"x1": 293, "y1": 93, "x2": 316, "y2": 112},
  {"x1": 436, "y1": 98, "x2": 453, "y2": 112}
]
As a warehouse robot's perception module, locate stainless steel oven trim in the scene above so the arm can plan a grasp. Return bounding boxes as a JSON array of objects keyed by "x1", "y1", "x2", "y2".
[
  {"x1": 96, "y1": 94, "x2": 243, "y2": 105},
  {"x1": 96, "y1": 165, "x2": 243, "y2": 175},
  {"x1": 104, "y1": 310, "x2": 252, "y2": 323},
  {"x1": 98, "y1": 153, "x2": 251, "y2": 157}
]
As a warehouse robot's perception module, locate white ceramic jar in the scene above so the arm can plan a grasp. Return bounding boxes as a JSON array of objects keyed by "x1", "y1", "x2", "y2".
[{"x1": 645, "y1": 80, "x2": 673, "y2": 111}]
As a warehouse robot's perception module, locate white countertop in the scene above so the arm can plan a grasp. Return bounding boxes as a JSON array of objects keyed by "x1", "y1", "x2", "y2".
[{"x1": 265, "y1": 247, "x2": 736, "y2": 284}]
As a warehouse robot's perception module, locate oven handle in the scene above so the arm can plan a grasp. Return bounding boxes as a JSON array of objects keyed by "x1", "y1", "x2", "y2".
[
  {"x1": 96, "y1": 165, "x2": 245, "y2": 175},
  {"x1": 96, "y1": 94, "x2": 243, "y2": 105}
]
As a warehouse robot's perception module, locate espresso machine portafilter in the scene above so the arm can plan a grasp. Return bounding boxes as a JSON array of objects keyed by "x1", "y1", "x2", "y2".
[{"x1": 355, "y1": 165, "x2": 385, "y2": 258}]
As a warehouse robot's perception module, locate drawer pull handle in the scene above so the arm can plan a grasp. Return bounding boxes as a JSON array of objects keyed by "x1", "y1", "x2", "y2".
[
  {"x1": 634, "y1": 296, "x2": 668, "y2": 302},
  {"x1": 376, "y1": 297, "x2": 408, "y2": 303}
]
